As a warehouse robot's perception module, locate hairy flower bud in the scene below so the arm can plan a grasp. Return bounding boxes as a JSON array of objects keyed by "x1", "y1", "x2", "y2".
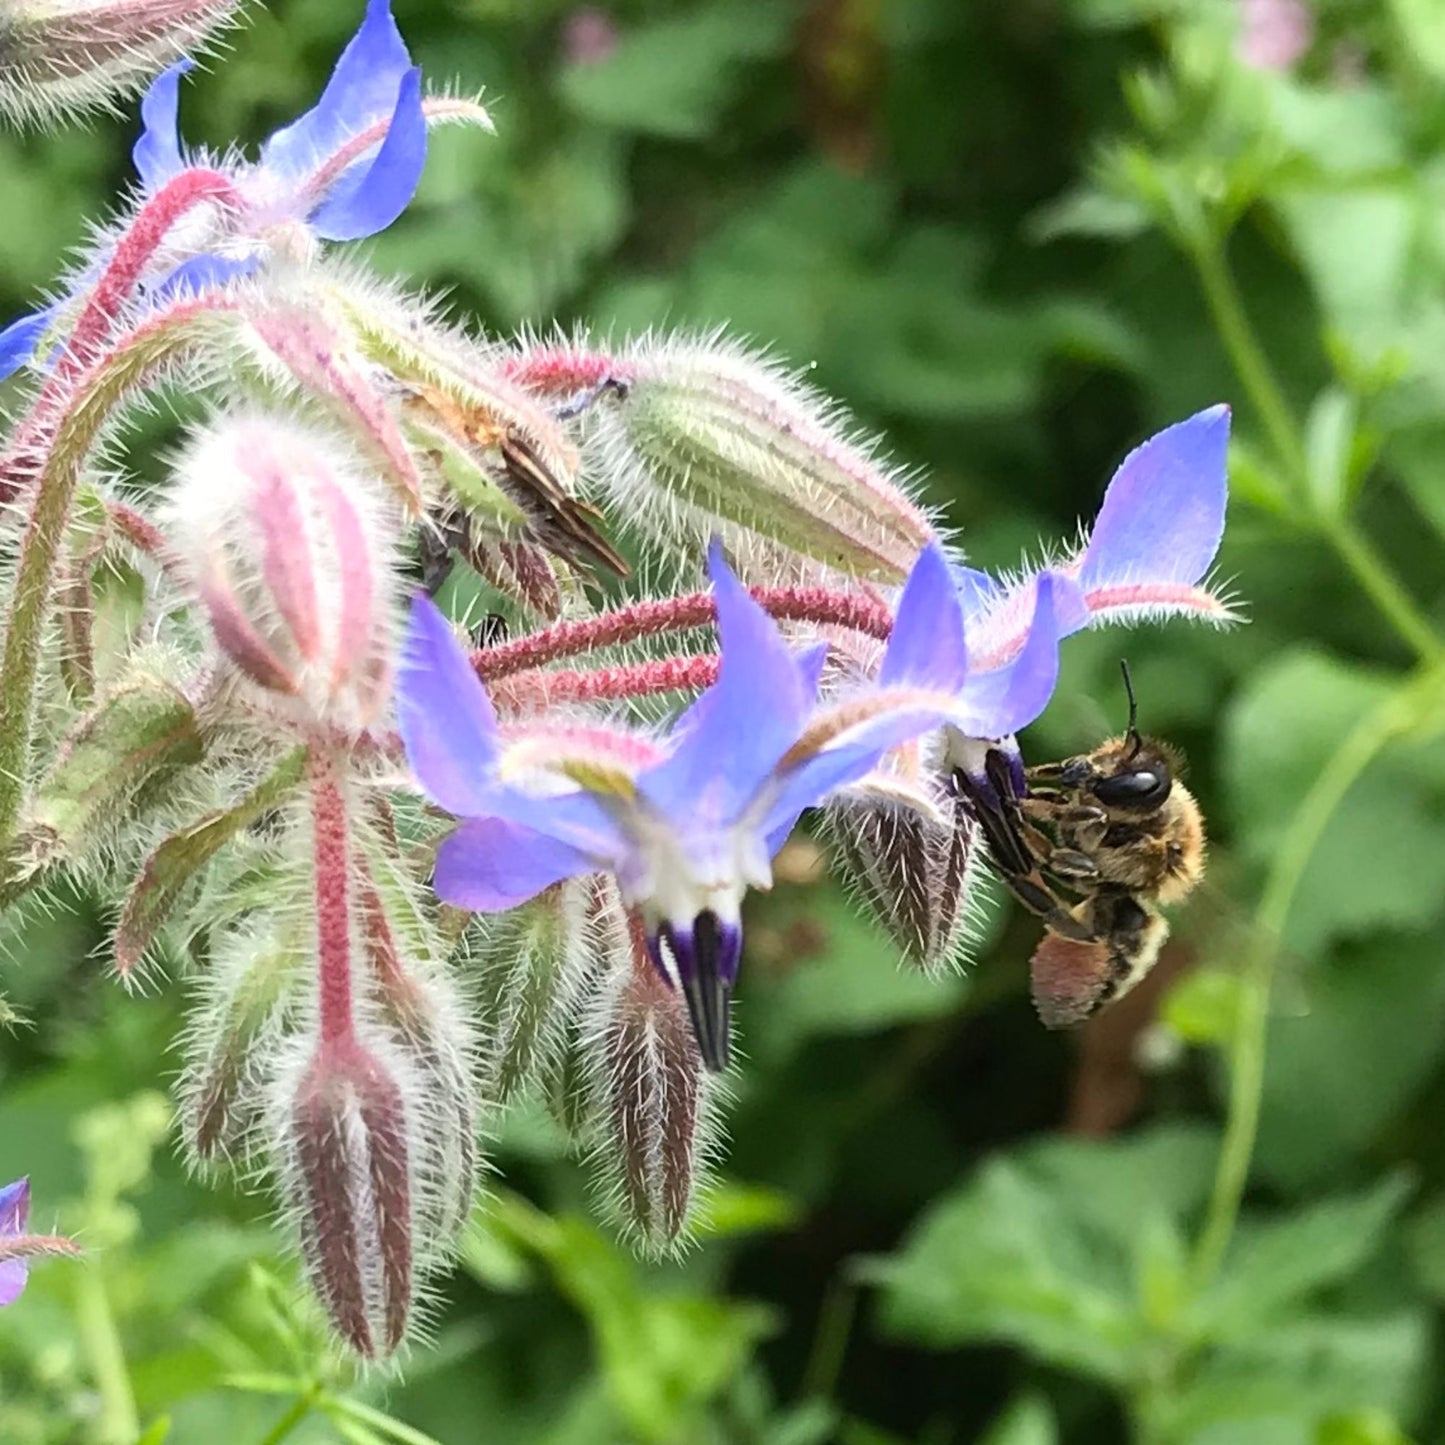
[
  {"x1": 825, "y1": 791, "x2": 990, "y2": 973},
  {"x1": 358, "y1": 867, "x2": 480, "y2": 1244},
  {"x1": 165, "y1": 415, "x2": 399, "y2": 730},
  {"x1": 586, "y1": 914, "x2": 712, "y2": 1254},
  {"x1": 0, "y1": 0, "x2": 241, "y2": 126},
  {"x1": 277, "y1": 1032, "x2": 416, "y2": 1359},
  {"x1": 509, "y1": 334, "x2": 935, "y2": 582},
  {"x1": 473, "y1": 876, "x2": 613, "y2": 1103},
  {"x1": 180, "y1": 925, "x2": 306, "y2": 1166}
]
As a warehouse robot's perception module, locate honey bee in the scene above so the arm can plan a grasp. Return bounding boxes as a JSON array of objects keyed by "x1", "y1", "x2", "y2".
[{"x1": 953, "y1": 663, "x2": 1206, "y2": 1028}]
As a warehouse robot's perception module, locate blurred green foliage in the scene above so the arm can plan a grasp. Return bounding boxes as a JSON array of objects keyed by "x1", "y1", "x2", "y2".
[{"x1": 3, "y1": 0, "x2": 1445, "y2": 1440}]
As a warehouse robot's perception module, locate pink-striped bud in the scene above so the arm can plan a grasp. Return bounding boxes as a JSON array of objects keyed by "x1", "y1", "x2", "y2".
[
  {"x1": 587, "y1": 914, "x2": 712, "y2": 1254},
  {"x1": 825, "y1": 793, "x2": 990, "y2": 973},
  {"x1": 165, "y1": 415, "x2": 398, "y2": 730},
  {"x1": 0, "y1": 0, "x2": 240, "y2": 126},
  {"x1": 277, "y1": 1032, "x2": 415, "y2": 1359}
]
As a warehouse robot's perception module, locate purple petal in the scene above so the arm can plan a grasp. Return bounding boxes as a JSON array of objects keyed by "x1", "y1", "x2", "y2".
[
  {"x1": 954, "y1": 572, "x2": 1065, "y2": 737},
  {"x1": 396, "y1": 593, "x2": 502, "y2": 817},
  {"x1": 0, "y1": 1178, "x2": 29, "y2": 1236},
  {"x1": 881, "y1": 543, "x2": 967, "y2": 692},
  {"x1": 1078, "y1": 406, "x2": 1230, "y2": 596},
  {"x1": 308, "y1": 67, "x2": 427, "y2": 241},
  {"x1": 0, "y1": 1259, "x2": 27, "y2": 1307},
  {"x1": 639, "y1": 541, "x2": 812, "y2": 823},
  {"x1": 0, "y1": 310, "x2": 52, "y2": 382},
  {"x1": 133, "y1": 60, "x2": 192, "y2": 191},
  {"x1": 435, "y1": 818, "x2": 595, "y2": 910},
  {"x1": 261, "y1": 0, "x2": 414, "y2": 179}
]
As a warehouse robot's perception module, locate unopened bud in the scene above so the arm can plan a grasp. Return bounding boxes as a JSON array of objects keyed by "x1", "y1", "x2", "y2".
[
  {"x1": 473, "y1": 876, "x2": 611, "y2": 1102},
  {"x1": 278, "y1": 1033, "x2": 415, "y2": 1359},
  {"x1": 359, "y1": 872, "x2": 480, "y2": 1246},
  {"x1": 0, "y1": 0, "x2": 241, "y2": 126},
  {"x1": 540, "y1": 335, "x2": 933, "y2": 581},
  {"x1": 825, "y1": 793, "x2": 989, "y2": 973},
  {"x1": 165, "y1": 415, "x2": 399, "y2": 730},
  {"x1": 179, "y1": 925, "x2": 305, "y2": 1166},
  {"x1": 587, "y1": 914, "x2": 710, "y2": 1254}
]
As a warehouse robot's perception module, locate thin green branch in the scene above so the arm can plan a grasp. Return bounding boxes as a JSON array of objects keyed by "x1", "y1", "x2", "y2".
[
  {"x1": 75, "y1": 1265, "x2": 140, "y2": 1445},
  {"x1": 1187, "y1": 235, "x2": 1442, "y2": 664},
  {"x1": 1191, "y1": 665, "x2": 1445, "y2": 1285}
]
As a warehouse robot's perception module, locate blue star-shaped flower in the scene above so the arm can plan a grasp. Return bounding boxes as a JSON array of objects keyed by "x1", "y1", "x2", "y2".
[
  {"x1": 0, "y1": 1178, "x2": 30, "y2": 1307},
  {"x1": 397, "y1": 542, "x2": 1062, "y2": 1069},
  {"x1": 0, "y1": 0, "x2": 476, "y2": 380}
]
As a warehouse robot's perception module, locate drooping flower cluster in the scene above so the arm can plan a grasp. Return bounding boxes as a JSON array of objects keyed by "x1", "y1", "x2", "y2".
[{"x1": 0, "y1": 0, "x2": 1234, "y2": 1356}]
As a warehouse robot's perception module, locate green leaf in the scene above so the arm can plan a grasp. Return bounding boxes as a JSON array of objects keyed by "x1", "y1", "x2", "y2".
[
  {"x1": 113, "y1": 747, "x2": 306, "y2": 972},
  {"x1": 981, "y1": 1395, "x2": 1058, "y2": 1445},
  {"x1": 1304, "y1": 387, "x2": 1359, "y2": 518},
  {"x1": 1403, "y1": 1193, "x2": 1445, "y2": 1301},
  {"x1": 1196, "y1": 1177, "x2": 1413, "y2": 1338},
  {"x1": 1222, "y1": 649, "x2": 1445, "y2": 955},
  {"x1": 558, "y1": 1, "x2": 792, "y2": 138},
  {"x1": 1389, "y1": 0, "x2": 1445, "y2": 79},
  {"x1": 1317, "y1": 1409, "x2": 1418, "y2": 1445},
  {"x1": 867, "y1": 1127, "x2": 1215, "y2": 1384},
  {"x1": 26, "y1": 676, "x2": 204, "y2": 862}
]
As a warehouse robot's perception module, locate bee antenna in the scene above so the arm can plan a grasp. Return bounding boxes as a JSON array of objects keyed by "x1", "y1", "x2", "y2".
[{"x1": 1120, "y1": 659, "x2": 1142, "y2": 758}]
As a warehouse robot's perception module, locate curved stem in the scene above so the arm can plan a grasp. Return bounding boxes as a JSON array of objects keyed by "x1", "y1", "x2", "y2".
[
  {"x1": 1191, "y1": 667, "x2": 1445, "y2": 1284},
  {"x1": 492, "y1": 654, "x2": 721, "y2": 711},
  {"x1": 1188, "y1": 237, "x2": 1307, "y2": 483},
  {"x1": 256, "y1": 1391, "x2": 316, "y2": 1445},
  {"x1": 1187, "y1": 235, "x2": 1441, "y2": 663},
  {"x1": 76, "y1": 1265, "x2": 139, "y2": 1445},
  {"x1": 308, "y1": 748, "x2": 355, "y2": 1047}
]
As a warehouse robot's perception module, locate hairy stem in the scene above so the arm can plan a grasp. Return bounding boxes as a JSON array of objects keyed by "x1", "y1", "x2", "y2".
[
  {"x1": 1191, "y1": 666, "x2": 1445, "y2": 1283},
  {"x1": 492, "y1": 654, "x2": 721, "y2": 711},
  {"x1": 308, "y1": 748, "x2": 355, "y2": 1046},
  {"x1": 0, "y1": 297, "x2": 233, "y2": 849},
  {"x1": 474, "y1": 584, "x2": 891, "y2": 682}
]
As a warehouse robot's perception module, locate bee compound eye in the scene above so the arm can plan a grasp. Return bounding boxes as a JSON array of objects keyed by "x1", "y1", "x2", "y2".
[{"x1": 1092, "y1": 767, "x2": 1171, "y2": 809}]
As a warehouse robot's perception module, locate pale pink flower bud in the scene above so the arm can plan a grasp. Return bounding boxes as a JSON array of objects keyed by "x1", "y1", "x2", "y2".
[
  {"x1": 165, "y1": 415, "x2": 399, "y2": 731},
  {"x1": 278, "y1": 1032, "x2": 415, "y2": 1359},
  {"x1": 0, "y1": 0, "x2": 241, "y2": 126},
  {"x1": 1237, "y1": 0, "x2": 1312, "y2": 72},
  {"x1": 587, "y1": 914, "x2": 712, "y2": 1254}
]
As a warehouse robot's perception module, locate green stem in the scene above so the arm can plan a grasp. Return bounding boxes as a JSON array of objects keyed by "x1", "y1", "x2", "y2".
[
  {"x1": 1191, "y1": 667, "x2": 1445, "y2": 1284},
  {"x1": 1189, "y1": 237, "x2": 1307, "y2": 483},
  {"x1": 1187, "y1": 236, "x2": 1442, "y2": 664},
  {"x1": 0, "y1": 298, "x2": 229, "y2": 851},
  {"x1": 256, "y1": 1391, "x2": 316, "y2": 1445},
  {"x1": 1318, "y1": 513, "x2": 1444, "y2": 664},
  {"x1": 800, "y1": 1277, "x2": 858, "y2": 1401},
  {"x1": 75, "y1": 1265, "x2": 140, "y2": 1445}
]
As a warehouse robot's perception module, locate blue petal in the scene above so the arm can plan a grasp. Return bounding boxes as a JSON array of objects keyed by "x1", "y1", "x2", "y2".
[
  {"x1": 149, "y1": 253, "x2": 260, "y2": 301},
  {"x1": 308, "y1": 67, "x2": 426, "y2": 241},
  {"x1": 639, "y1": 540, "x2": 812, "y2": 824},
  {"x1": 434, "y1": 818, "x2": 594, "y2": 910},
  {"x1": 955, "y1": 564, "x2": 1002, "y2": 625},
  {"x1": 0, "y1": 1258, "x2": 25, "y2": 1308},
  {"x1": 955, "y1": 573, "x2": 1065, "y2": 737},
  {"x1": 881, "y1": 543, "x2": 967, "y2": 692},
  {"x1": 261, "y1": 0, "x2": 413, "y2": 179},
  {"x1": 395, "y1": 593, "x2": 502, "y2": 817},
  {"x1": 133, "y1": 60, "x2": 192, "y2": 191},
  {"x1": 0, "y1": 309, "x2": 52, "y2": 382},
  {"x1": 0, "y1": 1178, "x2": 27, "y2": 1236},
  {"x1": 1079, "y1": 406, "x2": 1230, "y2": 594}
]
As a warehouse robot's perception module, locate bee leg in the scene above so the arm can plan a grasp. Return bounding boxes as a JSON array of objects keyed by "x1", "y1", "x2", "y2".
[
  {"x1": 1019, "y1": 797, "x2": 1110, "y2": 851},
  {"x1": 1040, "y1": 848, "x2": 1100, "y2": 883}
]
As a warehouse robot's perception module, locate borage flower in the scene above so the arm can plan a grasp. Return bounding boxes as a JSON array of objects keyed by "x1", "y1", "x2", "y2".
[
  {"x1": 398, "y1": 544, "x2": 1062, "y2": 1070},
  {"x1": 945, "y1": 404, "x2": 1232, "y2": 786},
  {"x1": 0, "y1": 0, "x2": 492, "y2": 377},
  {"x1": 0, "y1": 1177, "x2": 80, "y2": 1306}
]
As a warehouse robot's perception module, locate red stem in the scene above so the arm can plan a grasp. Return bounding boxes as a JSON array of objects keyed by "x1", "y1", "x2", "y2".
[
  {"x1": 0, "y1": 169, "x2": 242, "y2": 504},
  {"x1": 473, "y1": 585, "x2": 891, "y2": 682},
  {"x1": 493, "y1": 654, "x2": 721, "y2": 711},
  {"x1": 309, "y1": 750, "x2": 356, "y2": 1047}
]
